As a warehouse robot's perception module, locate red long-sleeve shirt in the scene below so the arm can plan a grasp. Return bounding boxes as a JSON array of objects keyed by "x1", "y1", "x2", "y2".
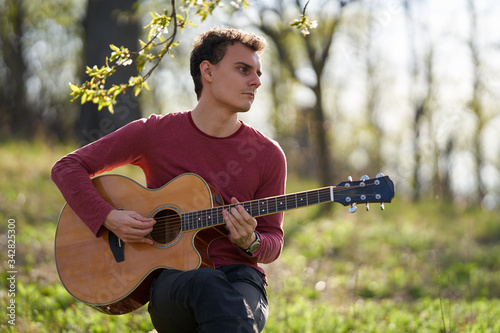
[{"x1": 51, "y1": 111, "x2": 287, "y2": 274}]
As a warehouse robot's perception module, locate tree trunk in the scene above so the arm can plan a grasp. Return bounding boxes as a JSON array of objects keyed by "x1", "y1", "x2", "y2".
[
  {"x1": 78, "y1": 0, "x2": 141, "y2": 146},
  {"x1": 467, "y1": 0, "x2": 486, "y2": 202},
  {"x1": 0, "y1": 0, "x2": 30, "y2": 138}
]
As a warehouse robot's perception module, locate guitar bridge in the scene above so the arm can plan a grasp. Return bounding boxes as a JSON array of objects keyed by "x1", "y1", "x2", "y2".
[{"x1": 108, "y1": 231, "x2": 125, "y2": 263}]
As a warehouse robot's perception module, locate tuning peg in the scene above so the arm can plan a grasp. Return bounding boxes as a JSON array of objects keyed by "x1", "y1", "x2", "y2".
[
  {"x1": 380, "y1": 202, "x2": 385, "y2": 210},
  {"x1": 366, "y1": 203, "x2": 370, "y2": 211},
  {"x1": 360, "y1": 175, "x2": 369, "y2": 188},
  {"x1": 376, "y1": 173, "x2": 385, "y2": 178},
  {"x1": 347, "y1": 176, "x2": 357, "y2": 212}
]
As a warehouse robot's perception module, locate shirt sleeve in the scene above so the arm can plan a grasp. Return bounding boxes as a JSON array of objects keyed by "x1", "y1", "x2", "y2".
[
  {"x1": 51, "y1": 117, "x2": 151, "y2": 237},
  {"x1": 249, "y1": 142, "x2": 287, "y2": 264}
]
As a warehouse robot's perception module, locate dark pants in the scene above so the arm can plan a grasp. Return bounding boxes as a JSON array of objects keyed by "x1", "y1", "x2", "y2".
[{"x1": 148, "y1": 264, "x2": 268, "y2": 333}]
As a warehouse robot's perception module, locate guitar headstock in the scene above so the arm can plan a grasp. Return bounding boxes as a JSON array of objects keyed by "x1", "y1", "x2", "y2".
[{"x1": 334, "y1": 173, "x2": 395, "y2": 212}]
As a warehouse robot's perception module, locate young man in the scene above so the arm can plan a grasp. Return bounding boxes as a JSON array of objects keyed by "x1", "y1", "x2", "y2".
[{"x1": 51, "y1": 27, "x2": 287, "y2": 332}]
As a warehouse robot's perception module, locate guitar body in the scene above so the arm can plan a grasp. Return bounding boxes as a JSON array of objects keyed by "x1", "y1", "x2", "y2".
[{"x1": 54, "y1": 173, "x2": 227, "y2": 315}]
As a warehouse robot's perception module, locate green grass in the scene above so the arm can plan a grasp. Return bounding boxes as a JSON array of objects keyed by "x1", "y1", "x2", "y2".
[{"x1": 1, "y1": 141, "x2": 499, "y2": 332}]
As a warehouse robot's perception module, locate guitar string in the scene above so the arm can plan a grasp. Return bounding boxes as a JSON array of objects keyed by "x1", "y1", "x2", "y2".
[
  {"x1": 146, "y1": 189, "x2": 382, "y2": 236},
  {"x1": 142, "y1": 182, "x2": 385, "y2": 236},
  {"x1": 149, "y1": 188, "x2": 338, "y2": 229},
  {"x1": 145, "y1": 183, "x2": 385, "y2": 235}
]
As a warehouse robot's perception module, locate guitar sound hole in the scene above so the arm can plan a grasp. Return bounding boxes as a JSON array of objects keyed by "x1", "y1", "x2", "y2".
[{"x1": 150, "y1": 209, "x2": 181, "y2": 244}]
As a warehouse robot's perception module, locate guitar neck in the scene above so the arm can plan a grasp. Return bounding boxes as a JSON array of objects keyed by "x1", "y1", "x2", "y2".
[
  {"x1": 182, "y1": 187, "x2": 334, "y2": 231},
  {"x1": 181, "y1": 174, "x2": 394, "y2": 231}
]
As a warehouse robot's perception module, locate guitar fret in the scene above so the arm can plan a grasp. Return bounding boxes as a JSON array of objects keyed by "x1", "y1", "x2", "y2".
[
  {"x1": 192, "y1": 211, "x2": 197, "y2": 230},
  {"x1": 206, "y1": 209, "x2": 212, "y2": 227},
  {"x1": 296, "y1": 192, "x2": 308, "y2": 207},
  {"x1": 186, "y1": 212, "x2": 192, "y2": 230},
  {"x1": 217, "y1": 207, "x2": 224, "y2": 225},
  {"x1": 245, "y1": 203, "x2": 251, "y2": 216},
  {"x1": 277, "y1": 195, "x2": 287, "y2": 211},
  {"x1": 287, "y1": 194, "x2": 296, "y2": 210},
  {"x1": 198, "y1": 210, "x2": 203, "y2": 228},
  {"x1": 200, "y1": 209, "x2": 205, "y2": 227},
  {"x1": 252, "y1": 201, "x2": 259, "y2": 216},
  {"x1": 182, "y1": 212, "x2": 188, "y2": 231},
  {"x1": 310, "y1": 190, "x2": 319, "y2": 205},
  {"x1": 267, "y1": 197, "x2": 278, "y2": 214},
  {"x1": 187, "y1": 211, "x2": 192, "y2": 230}
]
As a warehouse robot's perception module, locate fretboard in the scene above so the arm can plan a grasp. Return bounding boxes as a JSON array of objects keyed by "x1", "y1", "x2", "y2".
[{"x1": 181, "y1": 187, "x2": 334, "y2": 231}]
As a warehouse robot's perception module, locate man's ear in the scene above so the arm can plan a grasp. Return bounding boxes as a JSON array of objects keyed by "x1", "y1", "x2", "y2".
[{"x1": 200, "y1": 60, "x2": 213, "y2": 82}]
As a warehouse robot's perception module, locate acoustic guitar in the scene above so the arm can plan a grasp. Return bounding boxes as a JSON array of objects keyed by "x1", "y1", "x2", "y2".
[{"x1": 54, "y1": 173, "x2": 394, "y2": 314}]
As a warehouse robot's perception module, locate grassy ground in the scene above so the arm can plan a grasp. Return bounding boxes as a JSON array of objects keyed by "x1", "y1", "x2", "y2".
[{"x1": 1, "y1": 141, "x2": 499, "y2": 332}]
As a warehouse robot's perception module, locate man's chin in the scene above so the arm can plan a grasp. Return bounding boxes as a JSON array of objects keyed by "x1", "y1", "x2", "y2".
[{"x1": 236, "y1": 104, "x2": 252, "y2": 113}]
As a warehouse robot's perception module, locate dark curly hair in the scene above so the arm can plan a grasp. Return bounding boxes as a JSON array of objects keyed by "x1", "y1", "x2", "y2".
[{"x1": 190, "y1": 27, "x2": 267, "y2": 100}]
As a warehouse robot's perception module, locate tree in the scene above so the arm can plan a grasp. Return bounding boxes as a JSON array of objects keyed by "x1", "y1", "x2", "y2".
[
  {"x1": 467, "y1": 0, "x2": 486, "y2": 203},
  {"x1": 0, "y1": 0, "x2": 28, "y2": 138},
  {"x1": 78, "y1": 0, "x2": 142, "y2": 145},
  {"x1": 250, "y1": 0, "x2": 355, "y2": 188},
  {"x1": 1, "y1": 0, "x2": 86, "y2": 140},
  {"x1": 404, "y1": 0, "x2": 438, "y2": 201}
]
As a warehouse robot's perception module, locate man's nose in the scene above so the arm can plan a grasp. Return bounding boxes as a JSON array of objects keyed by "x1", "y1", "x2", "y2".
[{"x1": 250, "y1": 73, "x2": 261, "y2": 89}]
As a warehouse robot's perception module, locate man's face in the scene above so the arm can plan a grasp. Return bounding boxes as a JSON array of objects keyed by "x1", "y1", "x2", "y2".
[{"x1": 207, "y1": 43, "x2": 262, "y2": 113}]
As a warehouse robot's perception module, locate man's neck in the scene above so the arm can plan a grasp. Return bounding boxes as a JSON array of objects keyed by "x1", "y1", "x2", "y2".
[{"x1": 191, "y1": 106, "x2": 242, "y2": 138}]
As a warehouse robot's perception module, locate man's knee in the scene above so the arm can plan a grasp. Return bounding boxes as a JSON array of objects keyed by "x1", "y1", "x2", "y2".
[
  {"x1": 184, "y1": 268, "x2": 233, "y2": 302},
  {"x1": 188, "y1": 268, "x2": 227, "y2": 288}
]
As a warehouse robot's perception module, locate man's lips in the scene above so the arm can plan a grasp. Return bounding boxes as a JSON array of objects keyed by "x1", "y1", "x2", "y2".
[{"x1": 243, "y1": 91, "x2": 255, "y2": 99}]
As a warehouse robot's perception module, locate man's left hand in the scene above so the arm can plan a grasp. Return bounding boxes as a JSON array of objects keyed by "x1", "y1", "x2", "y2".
[{"x1": 223, "y1": 197, "x2": 258, "y2": 250}]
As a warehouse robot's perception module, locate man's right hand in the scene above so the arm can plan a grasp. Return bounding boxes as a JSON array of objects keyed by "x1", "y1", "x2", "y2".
[{"x1": 103, "y1": 210, "x2": 156, "y2": 245}]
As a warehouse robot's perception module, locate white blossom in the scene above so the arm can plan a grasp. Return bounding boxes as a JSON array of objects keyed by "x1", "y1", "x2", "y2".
[{"x1": 117, "y1": 57, "x2": 133, "y2": 66}]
